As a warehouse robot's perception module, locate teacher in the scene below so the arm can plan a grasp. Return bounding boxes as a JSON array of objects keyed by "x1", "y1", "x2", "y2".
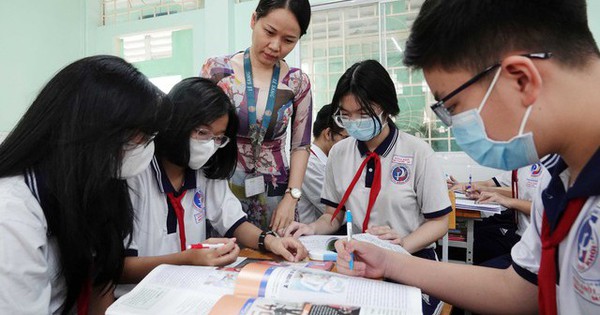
[{"x1": 202, "y1": 0, "x2": 312, "y2": 234}]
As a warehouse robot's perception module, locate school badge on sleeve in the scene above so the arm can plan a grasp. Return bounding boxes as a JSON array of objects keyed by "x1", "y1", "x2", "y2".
[
  {"x1": 192, "y1": 190, "x2": 206, "y2": 224},
  {"x1": 390, "y1": 164, "x2": 410, "y2": 184}
]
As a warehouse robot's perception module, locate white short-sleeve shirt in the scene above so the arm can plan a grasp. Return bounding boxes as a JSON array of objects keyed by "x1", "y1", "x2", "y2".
[
  {"x1": 298, "y1": 145, "x2": 327, "y2": 224},
  {"x1": 494, "y1": 161, "x2": 552, "y2": 235},
  {"x1": 512, "y1": 150, "x2": 600, "y2": 313},
  {"x1": 126, "y1": 157, "x2": 247, "y2": 257},
  {"x1": 321, "y1": 124, "x2": 451, "y2": 247},
  {"x1": 0, "y1": 174, "x2": 66, "y2": 315}
]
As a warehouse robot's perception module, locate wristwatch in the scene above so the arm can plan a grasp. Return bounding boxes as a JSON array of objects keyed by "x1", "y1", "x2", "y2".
[
  {"x1": 258, "y1": 230, "x2": 277, "y2": 252},
  {"x1": 285, "y1": 187, "x2": 302, "y2": 199}
]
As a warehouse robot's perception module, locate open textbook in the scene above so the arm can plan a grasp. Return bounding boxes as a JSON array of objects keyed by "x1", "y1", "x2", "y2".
[
  {"x1": 107, "y1": 262, "x2": 422, "y2": 315},
  {"x1": 299, "y1": 233, "x2": 411, "y2": 261},
  {"x1": 453, "y1": 192, "x2": 505, "y2": 214}
]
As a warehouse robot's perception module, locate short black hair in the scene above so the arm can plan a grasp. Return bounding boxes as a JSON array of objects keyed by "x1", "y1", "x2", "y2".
[
  {"x1": 255, "y1": 0, "x2": 312, "y2": 36},
  {"x1": 331, "y1": 60, "x2": 399, "y2": 129},
  {"x1": 313, "y1": 104, "x2": 337, "y2": 138},
  {"x1": 159, "y1": 77, "x2": 238, "y2": 180},
  {"x1": 404, "y1": 0, "x2": 600, "y2": 72}
]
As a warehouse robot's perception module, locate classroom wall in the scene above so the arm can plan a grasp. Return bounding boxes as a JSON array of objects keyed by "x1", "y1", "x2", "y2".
[{"x1": 0, "y1": 0, "x2": 86, "y2": 133}]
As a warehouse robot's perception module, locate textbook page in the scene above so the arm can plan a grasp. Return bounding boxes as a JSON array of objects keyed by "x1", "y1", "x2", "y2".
[
  {"x1": 209, "y1": 294, "x2": 415, "y2": 315},
  {"x1": 234, "y1": 263, "x2": 422, "y2": 314},
  {"x1": 106, "y1": 264, "x2": 240, "y2": 315}
]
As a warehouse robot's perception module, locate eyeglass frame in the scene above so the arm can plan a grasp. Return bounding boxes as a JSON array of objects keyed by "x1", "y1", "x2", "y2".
[
  {"x1": 332, "y1": 107, "x2": 385, "y2": 129},
  {"x1": 430, "y1": 52, "x2": 552, "y2": 127},
  {"x1": 191, "y1": 128, "x2": 230, "y2": 148}
]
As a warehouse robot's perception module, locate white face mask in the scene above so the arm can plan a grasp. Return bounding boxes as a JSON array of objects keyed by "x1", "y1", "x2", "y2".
[
  {"x1": 118, "y1": 142, "x2": 155, "y2": 179},
  {"x1": 188, "y1": 138, "x2": 218, "y2": 170}
]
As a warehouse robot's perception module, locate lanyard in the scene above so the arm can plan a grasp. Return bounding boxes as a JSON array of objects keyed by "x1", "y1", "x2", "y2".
[
  {"x1": 538, "y1": 197, "x2": 587, "y2": 315},
  {"x1": 330, "y1": 152, "x2": 381, "y2": 232},
  {"x1": 167, "y1": 191, "x2": 188, "y2": 251},
  {"x1": 243, "y1": 48, "x2": 280, "y2": 169}
]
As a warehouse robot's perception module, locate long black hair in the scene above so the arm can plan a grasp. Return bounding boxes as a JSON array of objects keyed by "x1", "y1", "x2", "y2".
[
  {"x1": 0, "y1": 55, "x2": 172, "y2": 314},
  {"x1": 331, "y1": 60, "x2": 399, "y2": 130},
  {"x1": 157, "y1": 77, "x2": 239, "y2": 180},
  {"x1": 255, "y1": 0, "x2": 312, "y2": 36}
]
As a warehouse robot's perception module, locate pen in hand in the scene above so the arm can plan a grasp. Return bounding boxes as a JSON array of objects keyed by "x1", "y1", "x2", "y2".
[
  {"x1": 346, "y1": 211, "x2": 354, "y2": 270},
  {"x1": 186, "y1": 243, "x2": 225, "y2": 250}
]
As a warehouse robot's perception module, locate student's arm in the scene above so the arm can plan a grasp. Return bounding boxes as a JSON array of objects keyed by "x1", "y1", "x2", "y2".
[
  {"x1": 368, "y1": 214, "x2": 449, "y2": 253},
  {"x1": 335, "y1": 240, "x2": 538, "y2": 314},
  {"x1": 121, "y1": 239, "x2": 239, "y2": 283},
  {"x1": 477, "y1": 192, "x2": 532, "y2": 215},
  {"x1": 232, "y1": 221, "x2": 307, "y2": 262},
  {"x1": 284, "y1": 205, "x2": 345, "y2": 237}
]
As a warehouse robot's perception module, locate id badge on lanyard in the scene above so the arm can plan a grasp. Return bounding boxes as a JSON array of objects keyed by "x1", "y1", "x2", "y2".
[{"x1": 243, "y1": 48, "x2": 280, "y2": 197}]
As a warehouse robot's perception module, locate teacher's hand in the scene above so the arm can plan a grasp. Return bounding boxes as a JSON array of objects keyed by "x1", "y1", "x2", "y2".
[{"x1": 270, "y1": 195, "x2": 297, "y2": 234}]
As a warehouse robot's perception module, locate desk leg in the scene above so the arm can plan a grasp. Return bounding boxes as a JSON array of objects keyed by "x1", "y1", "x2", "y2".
[
  {"x1": 441, "y1": 233, "x2": 448, "y2": 262},
  {"x1": 466, "y1": 219, "x2": 474, "y2": 265}
]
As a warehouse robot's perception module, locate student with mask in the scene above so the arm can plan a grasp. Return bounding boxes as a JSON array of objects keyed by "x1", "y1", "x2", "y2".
[
  {"x1": 297, "y1": 104, "x2": 348, "y2": 224},
  {"x1": 285, "y1": 60, "x2": 451, "y2": 315},
  {"x1": 0, "y1": 55, "x2": 171, "y2": 314},
  {"x1": 120, "y1": 78, "x2": 308, "y2": 287},
  {"x1": 335, "y1": 1, "x2": 600, "y2": 314}
]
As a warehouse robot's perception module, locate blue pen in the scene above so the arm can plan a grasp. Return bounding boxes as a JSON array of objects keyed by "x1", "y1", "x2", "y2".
[{"x1": 346, "y1": 211, "x2": 354, "y2": 270}]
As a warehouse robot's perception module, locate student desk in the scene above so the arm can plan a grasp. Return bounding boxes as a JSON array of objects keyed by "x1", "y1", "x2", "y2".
[{"x1": 449, "y1": 209, "x2": 482, "y2": 264}]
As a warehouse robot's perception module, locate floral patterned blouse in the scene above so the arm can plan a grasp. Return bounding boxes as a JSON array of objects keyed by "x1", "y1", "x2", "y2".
[{"x1": 201, "y1": 52, "x2": 312, "y2": 196}]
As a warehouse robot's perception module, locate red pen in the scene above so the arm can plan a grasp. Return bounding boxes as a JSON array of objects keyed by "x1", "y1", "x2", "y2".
[{"x1": 186, "y1": 243, "x2": 225, "y2": 250}]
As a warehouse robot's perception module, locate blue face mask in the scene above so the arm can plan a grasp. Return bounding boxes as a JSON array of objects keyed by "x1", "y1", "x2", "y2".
[
  {"x1": 452, "y1": 68, "x2": 539, "y2": 170},
  {"x1": 342, "y1": 112, "x2": 387, "y2": 142}
]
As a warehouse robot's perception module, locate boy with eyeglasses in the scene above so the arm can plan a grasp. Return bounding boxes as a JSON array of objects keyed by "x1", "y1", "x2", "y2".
[{"x1": 334, "y1": 1, "x2": 600, "y2": 314}]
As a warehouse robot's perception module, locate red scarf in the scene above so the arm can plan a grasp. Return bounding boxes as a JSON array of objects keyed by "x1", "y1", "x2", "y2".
[
  {"x1": 538, "y1": 197, "x2": 587, "y2": 315},
  {"x1": 330, "y1": 152, "x2": 381, "y2": 232},
  {"x1": 167, "y1": 191, "x2": 188, "y2": 251}
]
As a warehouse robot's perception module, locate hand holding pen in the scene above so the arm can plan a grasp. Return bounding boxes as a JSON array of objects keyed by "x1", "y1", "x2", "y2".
[
  {"x1": 183, "y1": 237, "x2": 239, "y2": 266},
  {"x1": 333, "y1": 236, "x2": 390, "y2": 279}
]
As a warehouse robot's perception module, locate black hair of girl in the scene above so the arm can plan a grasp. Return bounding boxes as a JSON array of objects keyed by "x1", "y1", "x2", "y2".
[
  {"x1": 331, "y1": 59, "x2": 400, "y2": 130},
  {"x1": 158, "y1": 77, "x2": 239, "y2": 180},
  {"x1": 0, "y1": 55, "x2": 172, "y2": 314},
  {"x1": 255, "y1": 0, "x2": 312, "y2": 36}
]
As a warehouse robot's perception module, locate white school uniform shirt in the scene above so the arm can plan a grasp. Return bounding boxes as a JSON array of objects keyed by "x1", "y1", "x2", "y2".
[
  {"x1": 0, "y1": 174, "x2": 66, "y2": 315},
  {"x1": 494, "y1": 159, "x2": 553, "y2": 235},
  {"x1": 321, "y1": 124, "x2": 451, "y2": 247},
  {"x1": 126, "y1": 157, "x2": 247, "y2": 257},
  {"x1": 298, "y1": 144, "x2": 327, "y2": 224},
  {"x1": 511, "y1": 150, "x2": 600, "y2": 314}
]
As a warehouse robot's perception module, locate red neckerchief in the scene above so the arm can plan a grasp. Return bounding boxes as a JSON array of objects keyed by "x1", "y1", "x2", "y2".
[
  {"x1": 330, "y1": 151, "x2": 381, "y2": 232},
  {"x1": 167, "y1": 191, "x2": 188, "y2": 251},
  {"x1": 538, "y1": 197, "x2": 587, "y2": 315},
  {"x1": 77, "y1": 277, "x2": 91, "y2": 315}
]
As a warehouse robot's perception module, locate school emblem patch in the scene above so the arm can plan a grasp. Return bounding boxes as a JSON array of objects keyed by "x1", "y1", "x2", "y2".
[
  {"x1": 530, "y1": 163, "x2": 542, "y2": 177},
  {"x1": 572, "y1": 206, "x2": 600, "y2": 305},
  {"x1": 193, "y1": 190, "x2": 206, "y2": 224},
  {"x1": 390, "y1": 165, "x2": 410, "y2": 184}
]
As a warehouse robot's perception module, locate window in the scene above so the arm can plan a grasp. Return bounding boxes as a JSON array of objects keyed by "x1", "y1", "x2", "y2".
[
  {"x1": 300, "y1": 0, "x2": 458, "y2": 152},
  {"x1": 121, "y1": 30, "x2": 173, "y2": 63},
  {"x1": 102, "y1": 0, "x2": 204, "y2": 25}
]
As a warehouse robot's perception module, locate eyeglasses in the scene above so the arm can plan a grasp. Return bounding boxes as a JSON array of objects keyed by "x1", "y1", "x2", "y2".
[
  {"x1": 192, "y1": 128, "x2": 230, "y2": 148},
  {"x1": 332, "y1": 108, "x2": 384, "y2": 129},
  {"x1": 125, "y1": 131, "x2": 158, "y2": 150},
  {"x1": 430, "y1": 52, "x2": 552, "y2": 127}
]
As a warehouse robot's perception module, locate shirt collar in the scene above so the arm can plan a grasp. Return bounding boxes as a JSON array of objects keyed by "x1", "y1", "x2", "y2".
[
  {"x1": 310, "y1": 144, "x2": 328, "y2": 163},
  {"x1": 542, "y1": 147, "x2": 600, "y2": 231},
  {"x1": 151, "y1": 156, "x2": 198, "y2": 194},
  {"x1": 357, "y1": 123, "x2": 397, "y2": 157}
]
